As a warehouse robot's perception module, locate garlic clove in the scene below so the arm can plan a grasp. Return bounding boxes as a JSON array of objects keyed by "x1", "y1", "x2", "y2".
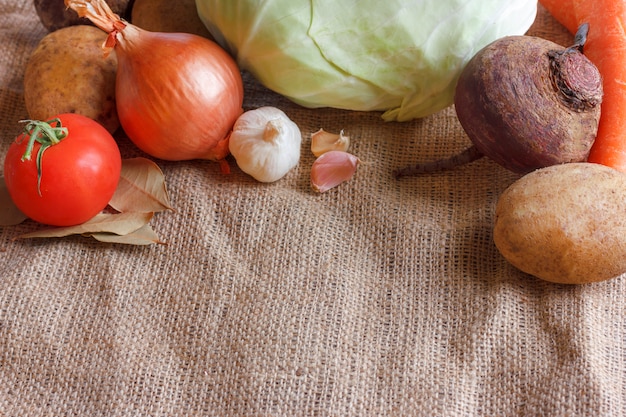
[
  {"x1": 311, "y1": 150, "x2": 360, "y2": 193},
  {"x1": 311, "y1": 129, "x2": 350, "y2": 156}
]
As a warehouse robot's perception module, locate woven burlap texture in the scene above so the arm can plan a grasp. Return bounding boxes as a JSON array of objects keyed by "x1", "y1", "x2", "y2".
[{"x1": 1, "y1": 2, "x2": 625, "y2": 416}]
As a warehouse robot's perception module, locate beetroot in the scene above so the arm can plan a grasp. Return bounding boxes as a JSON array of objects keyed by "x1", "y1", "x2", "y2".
[{"x1": 395, "y1": 24, "x2": 603, "y2": 177}]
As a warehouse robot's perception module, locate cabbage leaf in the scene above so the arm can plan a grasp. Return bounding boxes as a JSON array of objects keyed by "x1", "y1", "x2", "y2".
[{"x1": 197, "y1": 0, "x2": 537, "y2": 121}]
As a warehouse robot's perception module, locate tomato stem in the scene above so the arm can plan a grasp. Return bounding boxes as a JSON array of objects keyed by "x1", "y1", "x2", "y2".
[{"x1": 19, "y1": 118, "x2": 68, "y2": 196}]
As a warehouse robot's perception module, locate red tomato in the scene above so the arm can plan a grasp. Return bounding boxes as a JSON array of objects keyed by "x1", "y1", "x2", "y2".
[{"x1": 3, "y1": 113, "x2": 122, "y2": 226}]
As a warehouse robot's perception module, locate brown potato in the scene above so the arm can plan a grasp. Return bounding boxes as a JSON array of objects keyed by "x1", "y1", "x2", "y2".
[
  {"x1": 131, "y1": 0, "x2": 213, "y2": 39},
  {"x1": 34, "y1": 0, "x2": 131, "y2": 32},
  {"x1": 493, "y1": 162, "x2": 626, "y2": 284},
  {"x1": 24, "y1": 25, "x2": 119, "y2": 134}
]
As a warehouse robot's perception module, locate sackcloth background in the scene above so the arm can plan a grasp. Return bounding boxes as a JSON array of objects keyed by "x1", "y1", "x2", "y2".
[{"x1": 1, "y1": 1, "x2": 625, "y2": 416}]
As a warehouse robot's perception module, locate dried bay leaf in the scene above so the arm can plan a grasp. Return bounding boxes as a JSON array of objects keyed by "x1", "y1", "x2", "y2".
[
  {"x1": 16, "y1": 212, "x2": 153, "y2": 240},
  {"x1": 91, "y1": 224, "x2": 164, "y2": 245},
  {"x1": 109, "y1": 157, "x2": 174, "y2": 213},
  {"x1": 0, "y1": 176, "x2": 27, "y2": 226},
  {"x1": 7, "y1": 158, "x2": 171, "y2": 246}
]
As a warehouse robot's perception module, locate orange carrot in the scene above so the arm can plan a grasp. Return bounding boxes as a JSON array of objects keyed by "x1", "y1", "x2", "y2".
[
  {"x1": 572, "y1": 1, "x2": 626, "y2": 171},
  {"x1": 541, "y1": 0, "x2": 626, "y2": 172},
  {"x1": 539, "y1": 0, "x2": 578, "y2": 33}
]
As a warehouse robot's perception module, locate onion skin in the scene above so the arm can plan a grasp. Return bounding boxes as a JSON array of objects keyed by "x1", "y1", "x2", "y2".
[
  {"x1": 454, "y1": 34, "x2": 603, "y2": 174},
  {"x1": 35, "y1": 0, "x2": 130, "y2": 32},
  {"x1": 64, "y1": 0, "x2": 244, "y2": 162},
  {"x1": 114, "y1": 26, "x2": 244, "y2": 161}
]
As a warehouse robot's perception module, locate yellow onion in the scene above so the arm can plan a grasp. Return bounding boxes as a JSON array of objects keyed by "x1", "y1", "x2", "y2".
[{"x1": 65, "y1": 0, "x2": 244, "y2": 164}]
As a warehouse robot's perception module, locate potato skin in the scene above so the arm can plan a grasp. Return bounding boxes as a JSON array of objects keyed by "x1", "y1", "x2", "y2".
[
  {"x1": 34, "y1": 0, "x2": 131, "y2": 32},
  {"x1": 24, "y1": 25, "x2": 119, "y2": 134},
  {"x1": 493, "y1": 162, "x2": 626, "y2": 284},
  {"x1": 131, "y1": 0, "x2": 212, "y2": 39}
]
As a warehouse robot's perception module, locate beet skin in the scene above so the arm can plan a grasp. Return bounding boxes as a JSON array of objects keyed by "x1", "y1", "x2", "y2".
[{"x1": 454, "y1": 35, "x2": 603, "y2": 174}]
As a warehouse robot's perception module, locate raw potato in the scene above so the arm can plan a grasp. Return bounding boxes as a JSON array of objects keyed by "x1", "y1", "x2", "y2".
[
  {"x1": 494, "y1": 162, "x2": 626, "y2": 284},
  {"x1": 131, "y1": 0, "x2": 213, "y2": 39},
  {"x1": 34, "y1": 0, "x2": 131, "y2": 32},
  {"x1": 24, "y1": 25, "x2": 119, "y2": 134}
]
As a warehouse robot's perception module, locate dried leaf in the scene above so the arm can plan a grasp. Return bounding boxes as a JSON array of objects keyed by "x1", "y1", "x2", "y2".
[
  {"x1": 16, "y1": 212, "x2": 153, "y2": 240},
  {"x1": 0, "y1": 176, "x2": 28, "y2": 226},
  {"x1": 109, "y1": 157, "x2": 173, "y2": 213},
  {"x1": 91, "y1": 224, "x2": 164, "y2": 245},
  {"x1": 6, "y1": 158, "x2": 171, "y2": 246}
]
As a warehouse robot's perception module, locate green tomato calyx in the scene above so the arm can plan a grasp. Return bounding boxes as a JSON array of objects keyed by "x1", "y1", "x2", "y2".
[{"x1": 19, "y1": 118, "x2": 69, "y2": 196}]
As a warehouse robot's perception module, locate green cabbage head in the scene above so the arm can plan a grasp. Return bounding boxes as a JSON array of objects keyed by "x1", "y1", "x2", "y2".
[{"x1": 196, "y1": 0, "x2": 537, "y2": 121}]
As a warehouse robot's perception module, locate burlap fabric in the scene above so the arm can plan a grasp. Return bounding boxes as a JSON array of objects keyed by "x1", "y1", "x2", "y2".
[{"x1": 1, "y1": 2, "x2": 625, "y2": 416}]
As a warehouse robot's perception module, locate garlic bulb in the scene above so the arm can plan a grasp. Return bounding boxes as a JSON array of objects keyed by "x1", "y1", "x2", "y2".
[
  {"x1": 229, "y1": 107, "x2": 302, "y2": 182},
  {"x1": 311, "y1": 129, "x2": 350, "y2": 156}
]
